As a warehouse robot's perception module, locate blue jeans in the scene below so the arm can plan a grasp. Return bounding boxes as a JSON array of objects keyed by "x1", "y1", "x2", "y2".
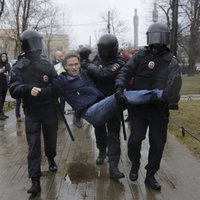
[{"x1": 83, "y1": 89, "x2": 163, "y2": 126}]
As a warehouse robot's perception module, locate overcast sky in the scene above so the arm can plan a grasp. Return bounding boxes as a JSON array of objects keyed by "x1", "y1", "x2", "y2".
[{"x1": 53, "y1": 0, "x2": 153, "y2": 49}]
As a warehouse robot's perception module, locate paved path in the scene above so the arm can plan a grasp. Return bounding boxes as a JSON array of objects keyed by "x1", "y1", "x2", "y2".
[
  {"x1": 181, "y1": 94, "x2": 200, "y2": 100},
  {"x1": 0, "y1": 106, "x2": 200, "y2": 200}
]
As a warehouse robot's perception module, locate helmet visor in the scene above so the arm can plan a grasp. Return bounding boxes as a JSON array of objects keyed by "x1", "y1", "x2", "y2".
[
  {"x1": 98, "y1": 46, "x2": 118, "y2": 61},
  {"x1": 147, "y1": 32, "x2": 170, "y2": 45}
]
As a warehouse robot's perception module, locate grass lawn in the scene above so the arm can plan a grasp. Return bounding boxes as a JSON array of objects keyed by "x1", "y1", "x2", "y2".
[
  {"x1": 169, "y1": 100, "x2": 200, "y2": 159},
  {"x1": 169, "y1": 74, "x2": 200, "y2": 159},
  {"x1": 181, "y1": 73, "x2": 200, "y2": 94}
]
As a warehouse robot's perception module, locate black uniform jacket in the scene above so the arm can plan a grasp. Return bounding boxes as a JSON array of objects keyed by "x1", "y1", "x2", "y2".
[
  {"x1": 116, "y1": 46, "x2": 181, "y2": 103},
  {"x1": 9, "y1": 52, "x2": 57, "y2": 108},
  {"x1": 87, "y1": 55, "x2": 126, "y2": 96}
]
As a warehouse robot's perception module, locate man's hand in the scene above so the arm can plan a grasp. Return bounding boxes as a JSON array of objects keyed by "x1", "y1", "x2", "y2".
[
  {"x1": 0, "y1": 67, "x2": 5, "y2": 73},
  {"x1": 115, "y1": 88, "x2": 127, "y2": 107},
  {"x1": 31, "y1": 87, "x2": 41, "y2": 96}
]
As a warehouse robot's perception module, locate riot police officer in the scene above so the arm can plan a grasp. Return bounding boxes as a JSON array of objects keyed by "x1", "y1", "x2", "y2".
[
  {"x1": 9, "y1": 30, "x2": 58, "y2": 194},
  {"x1": 78, "y1": 46, "x2": 92, "y2": 70},
  {"x1": 115, "y1": 22, "x2": 182, "y2": 189},
  {"x1": 87, "y1": 34, "x2": 126, "y2": 180}
]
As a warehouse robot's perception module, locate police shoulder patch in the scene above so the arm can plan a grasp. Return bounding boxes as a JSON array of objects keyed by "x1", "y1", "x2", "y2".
[
  {"x1": 148, "y1": 61, "x2": 155, "y2": 69},
  {"x1": 43, "y1": 75, "x2": 49, "y2": 82},
  {"x1": 111, "y1": 63, "x2": 120, "y2": 71}
]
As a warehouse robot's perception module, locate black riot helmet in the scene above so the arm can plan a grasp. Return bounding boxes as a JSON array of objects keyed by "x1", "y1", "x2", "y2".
[
  {"x1": 78, "y1": 47, "x2": 92, "y2": 60},
  {"x1": 146, "y1": 22, "x2": 170, "y2": 45},
  {"x1": 20, "y1": 30, "x2": 43, "y2": 53},
  {"x1": 97, "y1": 34, "x2": 118, "y2": 61}
]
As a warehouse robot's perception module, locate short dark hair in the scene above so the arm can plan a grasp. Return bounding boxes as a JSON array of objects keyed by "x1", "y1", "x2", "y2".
[{"x1": 63, "y1": 51, "x2": 80, "y2": 65}]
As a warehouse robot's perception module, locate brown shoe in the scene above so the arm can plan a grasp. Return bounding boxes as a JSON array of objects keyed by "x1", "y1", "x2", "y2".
[{"x1": 16, "y1": 117, "x2": 22, "y2": 122}]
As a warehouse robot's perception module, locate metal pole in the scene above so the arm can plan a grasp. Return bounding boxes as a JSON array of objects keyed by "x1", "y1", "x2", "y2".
[
  {"x1": 58, "y1": 102, "x2": 75, "y2": 141},
  {"x1": 171, "y1": 0, "x2": 179, "y2": 56},
  {"x1": 107, "y1": 10, "x2": 111, "y2": 33},
  {"x1": 121, "y1": 112, "x2": 127, "y2": 141}
]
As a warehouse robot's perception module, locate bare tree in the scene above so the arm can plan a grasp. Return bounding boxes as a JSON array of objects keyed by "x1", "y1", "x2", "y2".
[
  {"x1": 100, "y1": 8, "x2": 128, "y2": 40},
  {"x1": 180, "y1": 0, "x2": 200, "y2": 75},
  {"x1": 0, "y1": 0, "x2": 5, "y2": 18},
  {"x1": 150, "y1": 0, "x2": 200, "y2": 75},
  {"x1": 1, "y1": 0, "x2": 63, "y2": 57}
]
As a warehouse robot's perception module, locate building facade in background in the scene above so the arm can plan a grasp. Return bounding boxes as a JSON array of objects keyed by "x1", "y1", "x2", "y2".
[
  {"x1": 0, "y1": 29, "x2": 16, "y2": 59},
  {"x1": 43, "y1": 34, "x2": 69, "y2": 60},
  {"x1": 0, "y1": 29, "x2": 69, "y2": 61}
]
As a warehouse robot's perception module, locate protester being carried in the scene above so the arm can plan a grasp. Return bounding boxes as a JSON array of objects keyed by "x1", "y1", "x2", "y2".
[{"x1": 31, "y1": 51, "x2": 180, "y2": 127}]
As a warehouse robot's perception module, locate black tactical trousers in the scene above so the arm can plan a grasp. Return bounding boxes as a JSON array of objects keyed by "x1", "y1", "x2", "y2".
[
  {"x1": 94, "y1": 115, "x2": 121, "y2": 162},
  {"x1": 24, "y1": 105, "x2": 58, "y2": 178},
  {"x1": 0, "y1": 88, "x2": 7, "y2": 114},
  {"x1": 128, "y1": 108, "x2": 168, "y2": 175}
]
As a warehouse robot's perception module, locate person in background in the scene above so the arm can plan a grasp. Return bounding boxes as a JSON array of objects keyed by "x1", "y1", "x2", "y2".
[
  {"x1": 9, "y1": 30, "x2": 58, "y2": 195},
  {"x1": 52, "y1": 50, "x2": 66, "y2": 119},
  {"x1": 78, "y1": 46, "x2": 92, "y2": 70},
  {"x1": 0, "y1": 52, "x2": 11, "y2": 120},
  {"x1": 115, "y1": 22, "x2": 182, "y2": 190},
  {"x1": 10, "y1": 59, "x2": 23, "y2": 122},
  {"x1": 52, "y1": 50, "x2": 64, "y2": 66}
]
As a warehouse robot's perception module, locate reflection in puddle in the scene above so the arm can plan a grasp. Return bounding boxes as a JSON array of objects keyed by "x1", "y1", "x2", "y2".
[
  {"x1": 64, "y1": 162, "x2": 95, "y2": 184},
  {"x1": 63, "y1": 162, "x2": 125, "y2": 199},
  {"x1": 64, "y1": 162, "x2": 108, "y2": 184}
]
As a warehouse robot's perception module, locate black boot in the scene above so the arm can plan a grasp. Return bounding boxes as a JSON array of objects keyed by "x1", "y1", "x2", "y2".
[
  {"x1": 129, "y1": 163, "x2": 140, "y2": 181},
  {"x1": 145, "y1": 174, "x2": 161, "y2": 190},
  {"x1": 27, "y1": 177, "x2": 41, "y2": 194},
  {"x1": 109, "y1": 161, "x2": 125, "y2": 180},
  {"x1": 0, "y1": 114, "x2": 6, "y2": 120},
  {"x1": 2, "y1": 112, "x2": 9, "y2": 118},
  {"x1": 96, "y1": 148, "x2": 106, "y2": 165},
  {"x1": 74, "y1": 114, "x2": 83, "y2": 128},
  {"x1": 48, "y1": 158, "x2": 58, "y2": 172}
]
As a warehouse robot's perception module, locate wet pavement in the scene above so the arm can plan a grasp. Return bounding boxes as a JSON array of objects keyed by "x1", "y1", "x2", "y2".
[{"x1": 0, "y1": 103, "x2": 200, "y2": 200}]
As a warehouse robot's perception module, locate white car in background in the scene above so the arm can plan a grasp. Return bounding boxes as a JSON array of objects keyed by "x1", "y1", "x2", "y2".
[{"x1": 195, "y1": 63, "x2": 200, "y2": 72}]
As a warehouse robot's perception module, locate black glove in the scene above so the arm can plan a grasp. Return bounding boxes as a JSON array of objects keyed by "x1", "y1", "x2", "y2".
[
  {"x1": 162, "y1": 74, "x2": 182, "y2": 103},
  {"x1": 115, "y1": 88, "x2": 127, "y2": 107},
  {"x1": 81, "y1": 59, "x2": 90, "y2": 70},
  {"x1": 168, "y1": 103, "x2": 179, "y2": 110},
  {"x1": 149, "y1": 93, "x2": 160, "y2": 104}
]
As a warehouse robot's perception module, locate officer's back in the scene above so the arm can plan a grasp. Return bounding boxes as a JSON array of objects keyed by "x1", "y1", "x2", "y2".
[{"x1": 9, "y1": 32, "x2": 57, "y2": 108}]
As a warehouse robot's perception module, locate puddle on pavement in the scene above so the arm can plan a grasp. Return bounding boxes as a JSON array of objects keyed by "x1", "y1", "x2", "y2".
[{"x1": 64, "y1": 162, "x2": 108, "y2": 184}]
